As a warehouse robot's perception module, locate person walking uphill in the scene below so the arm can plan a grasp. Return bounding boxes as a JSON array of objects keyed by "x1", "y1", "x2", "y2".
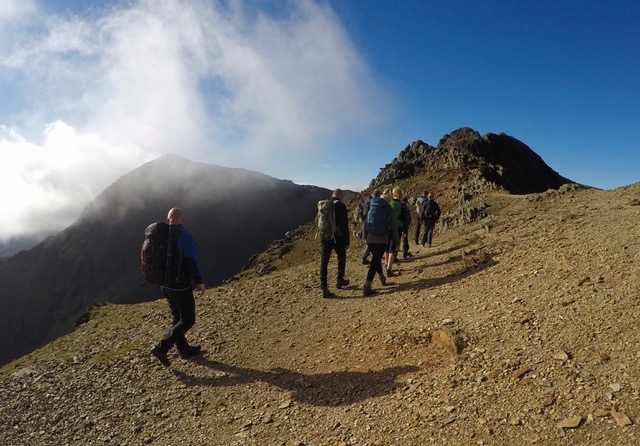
[
  {"x1": 421, "y1": 192, "x2": 441, "y2": 247},
  {"x1": 317, "y1": 189, "x2": 350, "y2": 298},
  {"x1": 150, "y1": 207, "x2": 206, "y2": 367},
  {"x1": 363, "y1": 189, "x2": 399, "y2": 297}
]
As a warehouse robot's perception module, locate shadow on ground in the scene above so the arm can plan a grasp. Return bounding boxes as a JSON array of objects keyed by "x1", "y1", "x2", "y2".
[{"x1": 173, "y1": 359, "x2": 418, "y2": 407}]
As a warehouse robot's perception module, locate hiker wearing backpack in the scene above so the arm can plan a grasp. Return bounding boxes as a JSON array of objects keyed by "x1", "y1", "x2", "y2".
[
  {"x1": 150, "y1": 207, "x2": 206, "y2": 367},
  {"x1": 384, "y1": 187, "x2": 404, "y2": 277},
  {"x1": 363, "y1": 189, "x2": 399, "y2": 296},
  {"x1": 414, "y1": 191, "x2": 427, "y2": 245},
  {"x1": 420, "y1": 192, "x2": 441, "y2": 247},
  {"x1": 317, "y1": 189, "x2": 350, "y2": 298},
  {"x1": 359, "y1": 196, "x2": 372, "y2": 264},
  {"x1": 401, "y1": 196, "x2": 413, "y2": 259}
]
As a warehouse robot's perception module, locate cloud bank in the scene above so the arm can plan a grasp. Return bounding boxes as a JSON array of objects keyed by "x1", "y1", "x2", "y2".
[{"x1": 0, "y1": 0, "x2": 385, "y2": 251}]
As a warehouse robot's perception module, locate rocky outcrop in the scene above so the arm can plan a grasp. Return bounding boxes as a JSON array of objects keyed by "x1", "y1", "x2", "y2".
[
  {"x1": 362, "y1": 127, "x2": 577, "y2": 231},
  {"x1": 370, "y1": 127, "x2": 573, "y2": 194}
]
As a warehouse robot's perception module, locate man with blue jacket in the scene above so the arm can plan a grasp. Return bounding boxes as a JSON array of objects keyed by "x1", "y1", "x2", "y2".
[{"x1": 151, "y1": 207, "x2": 206, "y2": 366}]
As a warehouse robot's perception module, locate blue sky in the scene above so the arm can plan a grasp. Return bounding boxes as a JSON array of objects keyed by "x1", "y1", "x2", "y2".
[{"x1": 1, "y1": 0, "x2": 639, "y2": 246}]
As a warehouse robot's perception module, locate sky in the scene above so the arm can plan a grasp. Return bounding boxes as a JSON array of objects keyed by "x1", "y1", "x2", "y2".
[{"x1": 1, "y1": 0, "x2": 639, "y2": 251}]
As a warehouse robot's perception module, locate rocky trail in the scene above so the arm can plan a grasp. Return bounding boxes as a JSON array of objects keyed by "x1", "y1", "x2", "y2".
[{"x1": 2, "y1": 183, "x2": 640, "y2": 445}]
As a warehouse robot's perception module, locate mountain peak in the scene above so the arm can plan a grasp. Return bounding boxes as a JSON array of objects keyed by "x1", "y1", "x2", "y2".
[{"x1": 369, "y1": 127, "x2": 573, "y2": 195}]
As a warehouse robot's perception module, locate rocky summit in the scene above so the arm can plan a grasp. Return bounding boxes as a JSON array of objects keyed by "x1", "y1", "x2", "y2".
[{"x1": 1, "y1": 129, "x2": 640, "y2": 445}]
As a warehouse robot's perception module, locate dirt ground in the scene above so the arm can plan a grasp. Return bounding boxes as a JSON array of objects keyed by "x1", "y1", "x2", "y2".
[{"x1": 1, "y1": 182, "x2": 640, "y2": 446}]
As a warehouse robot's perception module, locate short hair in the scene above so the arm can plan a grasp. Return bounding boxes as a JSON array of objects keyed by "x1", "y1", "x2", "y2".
[
  {"x1": 372, "y1": 189, "x2": 382, "y2": 198},
  {"x1": 332, "y1": 188, "x2": 343, "y2": 199}
]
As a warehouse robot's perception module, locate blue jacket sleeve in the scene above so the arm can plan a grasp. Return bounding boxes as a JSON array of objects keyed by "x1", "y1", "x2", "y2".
[{"x1": 176, "y1": 226, "x2": 204, "y2": 284}]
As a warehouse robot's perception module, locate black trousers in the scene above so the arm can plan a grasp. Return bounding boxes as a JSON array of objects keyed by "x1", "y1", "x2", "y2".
[
  {"x1": 421, "y1": 219, "x2": 437, "y2": 245},
  {"x1": 402, "y1": 225, "x2": 410, "y2": 255},
  {"x1": 157, "y1": 284, "x2": 195, "y2": 352},
  {"x1": 414, "y1": 219, "x2": 422, "y2": 245},
  {"x1": 366, "y1": 243, "x2": 386, "y2": 282},
  {"x1": 320, "y1": 239, "x2": 347, "y2": 288}
]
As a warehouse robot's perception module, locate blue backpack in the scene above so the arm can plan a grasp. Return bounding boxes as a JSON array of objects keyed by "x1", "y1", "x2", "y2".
[{"x1": 365, "y1": 197, "x2": 390, "y2": 235}]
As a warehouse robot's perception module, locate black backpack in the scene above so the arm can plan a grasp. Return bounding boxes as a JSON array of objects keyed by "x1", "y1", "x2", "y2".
[
  {"x1": 140, "y1": 222, "x2": 182, "y2": 286},
  {"x1": 423, "y1": 200, "x2": 440, "y2": 220}
]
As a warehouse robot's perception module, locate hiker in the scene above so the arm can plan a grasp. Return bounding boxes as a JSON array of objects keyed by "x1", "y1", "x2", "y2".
[
  {"x1": 384, "y1": 187, "x2": 404, "y2": 276},
  {"x1": 151, "y1": 207, "x2": 206, "y2": 366},
  {"x1": 401, "y1": 196, "x2": 412, "y2": 258},
  {"x1": 319, "y1": 189, "x2": 350, "y2": 298},
  {"x1": 360, "y1": 195, "x2": 372, "y2": 264},
  {"x1": 421, "y1": 192, "x2": 441, "y2": 247},
  {"x1": 414, "y1": 191, "x2": 427, "y2": 245},
  {"x1": 363, "y1": 189, "x2": 399, "y2": 296}
]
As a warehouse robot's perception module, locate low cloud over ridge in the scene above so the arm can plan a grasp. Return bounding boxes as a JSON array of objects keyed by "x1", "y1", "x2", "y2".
[{"x1": 0, "y1": 0, "x2": 387, "y2": 250}]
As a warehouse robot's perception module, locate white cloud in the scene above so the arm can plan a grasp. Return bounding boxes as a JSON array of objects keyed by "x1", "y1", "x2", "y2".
[
  {"x1": 0, "y1": 0, "x2": 36, "y2": 22},
  {"x1": 0, "y1": 0, "x2": 387, "y2": 248}
]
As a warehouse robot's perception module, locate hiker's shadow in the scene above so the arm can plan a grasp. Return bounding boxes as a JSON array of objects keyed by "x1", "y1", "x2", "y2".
[
  {"x1": 394, "y1": 253, "x2": 499, "y2": 293},
  {"x1": 173, "y1": 358, "x2": 418, "y2": 407}
]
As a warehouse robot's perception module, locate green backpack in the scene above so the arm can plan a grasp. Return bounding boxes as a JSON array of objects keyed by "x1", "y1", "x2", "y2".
[
  {"x1": 390, "y1": 198, "x2": 402, "y2": 230},
  {"x1": 316, "y1": 199, "x2": 337, "y2": 240}
]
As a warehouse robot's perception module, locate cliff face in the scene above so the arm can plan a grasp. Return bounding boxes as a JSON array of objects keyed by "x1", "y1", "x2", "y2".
[{"x1": 0, "y1": 155, "x2": 330, "y2": 365}]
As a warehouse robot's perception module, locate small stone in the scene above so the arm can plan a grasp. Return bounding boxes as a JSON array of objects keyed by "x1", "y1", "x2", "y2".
[
  {"x1": 512, "y1": 366, "x2": 532, "y2": 380},
  {"x1": 611, "y1": 410, "x2": 633, "y2": 427},
  {"x1": 279, "y1": 399, "x2": 292, "y2": 409},
  {"x1": 592, "y1": 408, "x2": 609, "y2": 418},
  {"x1": 552, "y1": 351, "x2": 569, "y2": 362},
  {"x1": 609, "y1": 383, "x2": 622, "y2": 393},
  {"x1": 539, "y1": 396, "x2": 556, "y2": 409},
  {"x1": 557, "y1": 416, "x2": 583, "y2": 429}
]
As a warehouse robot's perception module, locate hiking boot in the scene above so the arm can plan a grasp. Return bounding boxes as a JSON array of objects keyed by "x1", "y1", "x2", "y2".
[
  {"x1": 178, "y1": 345, "x2": 202, "y2": 359},
  {"x1": 322, "y1": 287, "x2": 334, "y2": 299},
  {"x1": 336, "y1": 278, "x2": 350, "y2": 289},
  {"x1": 378, "y1": 273, "x2": 387, "y2": 286},
  {"x1": 150, "y1": 346, "x2": 170, "y2": 367},
  {"x1": 363, "y1": 286, "x2": 377, "y2": 297},
  {"x1": 386, "y1": 269, "x2": 395, "y2": 277},
  {"x1": 362, "y1": 258, "x2": 370, "y2": 265}
]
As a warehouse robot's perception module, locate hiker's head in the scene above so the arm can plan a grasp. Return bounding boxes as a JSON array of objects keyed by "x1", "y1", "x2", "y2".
[
  {"x1": 372, "y1": 189, "x2": 382, "y2": 198},
  {"x1": 332, "y1": 188, "x2": 343, "y2": 200},
  {"x1": 427, "y1": 192, "x2": 433, "y2": 200},
  {"x1": 167, "y1": 207, "x2": 184, "y2": 225},
  {"x1": 392, "y1": 187, "x2": 402, "y2": 199}
]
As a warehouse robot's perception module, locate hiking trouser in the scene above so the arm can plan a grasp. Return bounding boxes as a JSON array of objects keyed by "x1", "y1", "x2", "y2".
[
  {"x1": 414, "y1": 219, "x2": 422, "y2": 245},
  {"x1": 421, "y1": 218, "x2": 437, "y2": 245},
  {"x1": 157, "y1": 284, "x2": 196, "y2": 352},
  {"x1": 320, "y1": 239, "x2": 347, "y2": 288},
  {"x1": 362, "y1": 244, "x2": 371, "y2": 260},
  {"x1": 402, "y1": 227, "x2": 410, "y2": 255},
  {"x1": 366, "y1": 243, "x2": 386, "y2": 282}
]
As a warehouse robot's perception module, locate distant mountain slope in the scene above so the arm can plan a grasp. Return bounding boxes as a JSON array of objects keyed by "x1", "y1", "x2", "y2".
[{"x1": 0, "y1": 155, "x2": 330, "y2": 365}]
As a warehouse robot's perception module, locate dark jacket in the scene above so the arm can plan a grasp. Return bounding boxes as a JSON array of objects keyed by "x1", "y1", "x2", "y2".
[
  {"x1": 333, "y1": 198, "x2": 350, "y2": 247},
  {"x1": 422, "y1": 200, "x2": 441, "y2": 222}
]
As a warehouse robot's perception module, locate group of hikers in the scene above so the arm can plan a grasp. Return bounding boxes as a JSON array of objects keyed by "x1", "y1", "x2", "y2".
[
  {"x1": 317, "y1": 187, "x2": 441, "y2": 298},
  {"x1": 147, "y1": 190, "x2": 440, "y2": 366}
]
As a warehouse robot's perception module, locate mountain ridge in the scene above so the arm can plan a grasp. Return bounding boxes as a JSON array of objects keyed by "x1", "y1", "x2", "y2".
[
  {"x1": 3, "y1": 128, "x2": 639, "y2": 445},
  {"x1": 2, "y1": 180, "x2": 639, "y2": 445}
]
